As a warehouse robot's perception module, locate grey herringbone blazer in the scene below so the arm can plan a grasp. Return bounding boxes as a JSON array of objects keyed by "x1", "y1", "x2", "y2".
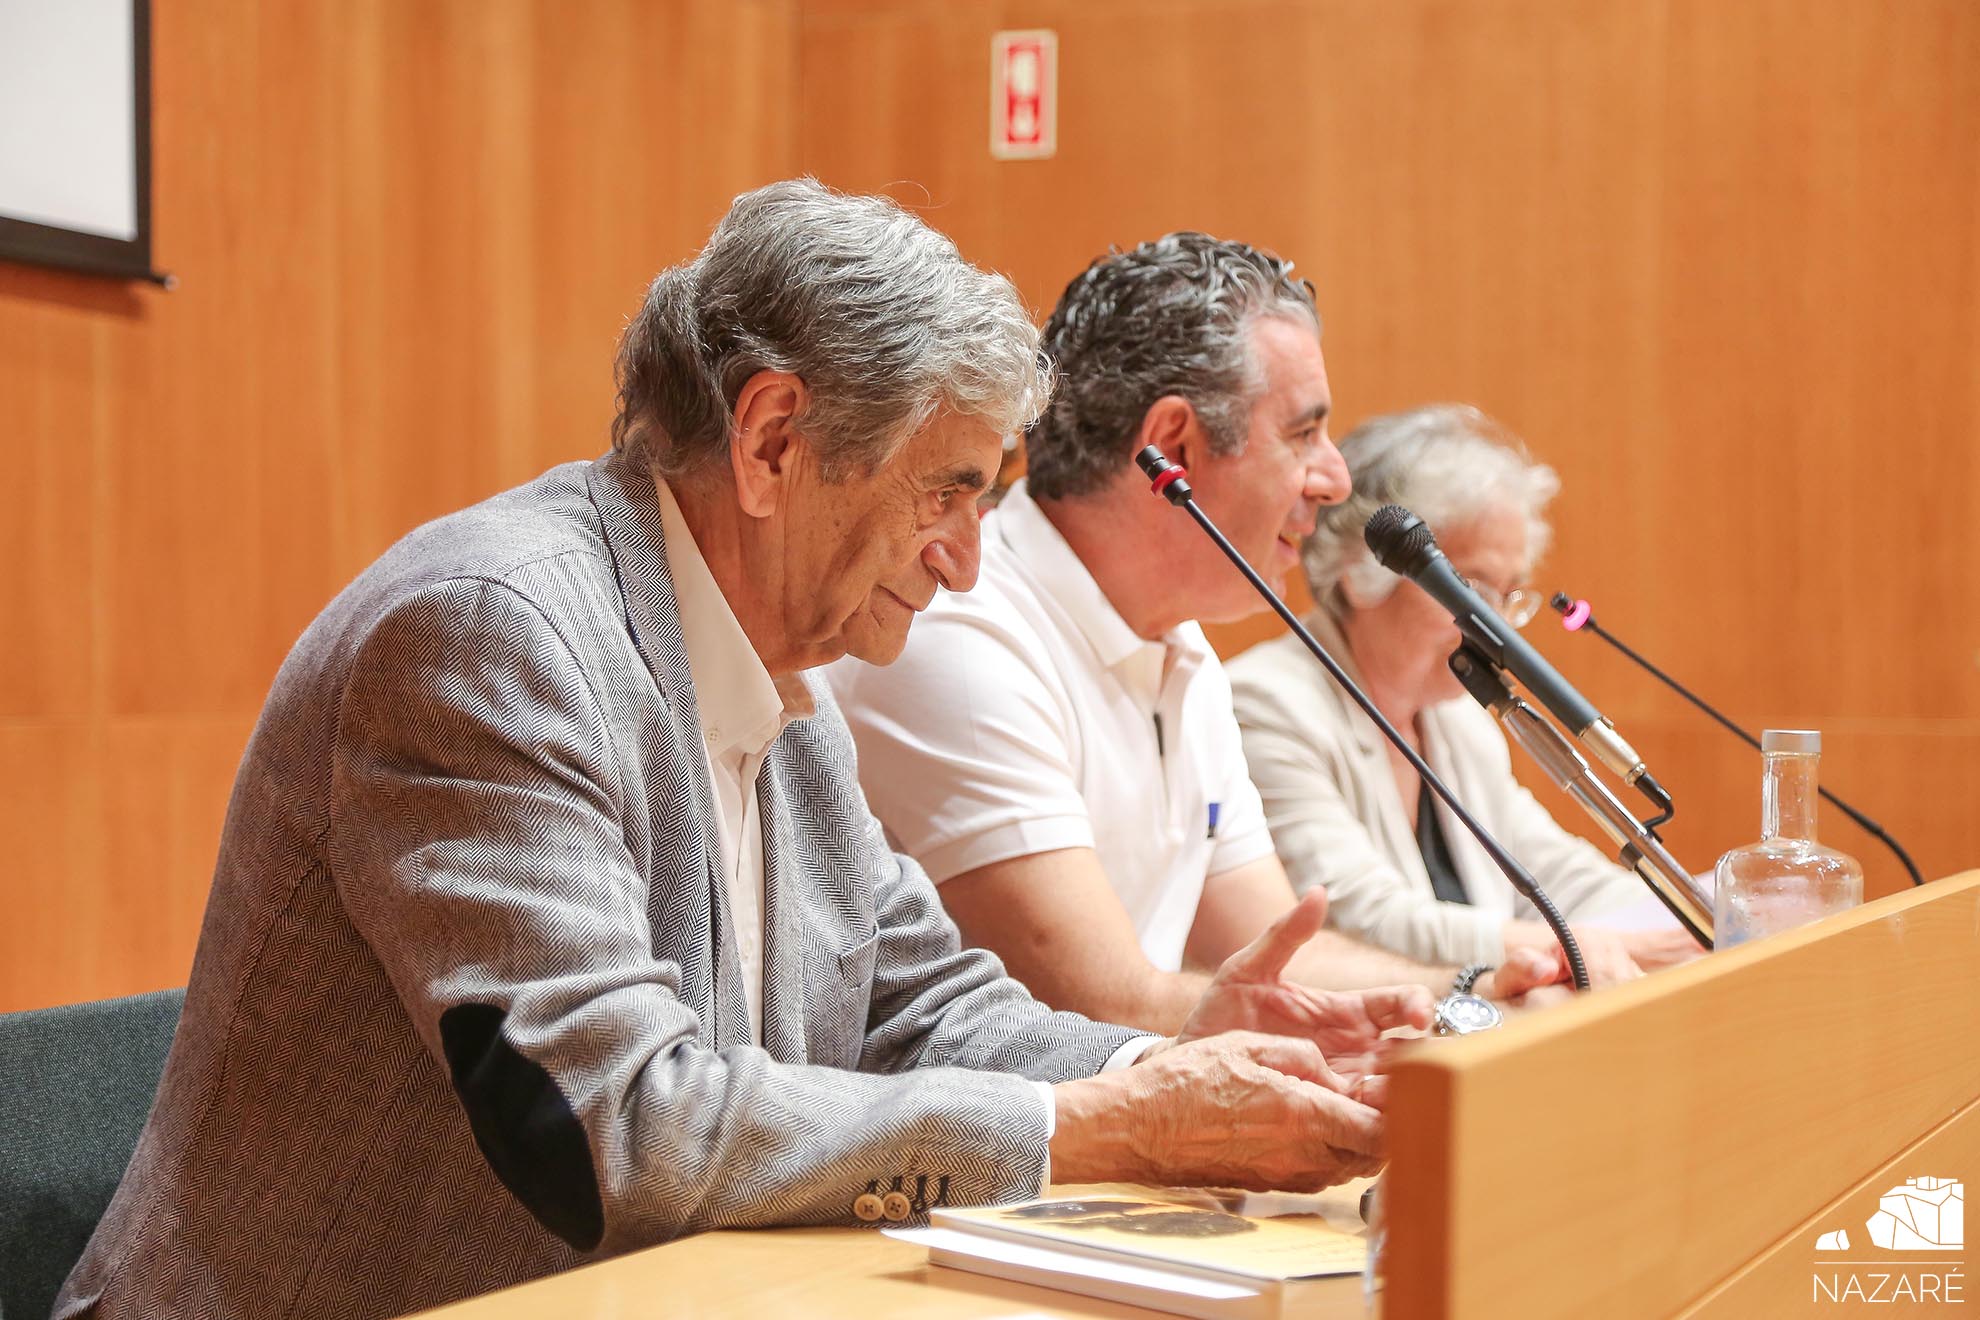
[{"x1": 55, "y1": 451, "x2": 1135, "y2": 1319}]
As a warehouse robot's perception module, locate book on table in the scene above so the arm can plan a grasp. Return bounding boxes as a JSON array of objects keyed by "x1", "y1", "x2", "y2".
[{"x1": 889, "y1": 1184, "x2": 1371, "y2": 1320}]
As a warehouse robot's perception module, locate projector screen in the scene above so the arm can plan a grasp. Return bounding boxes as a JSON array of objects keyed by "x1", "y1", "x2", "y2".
[{"x1": 0, "y1": 0, "x2": 155, "y2": 281}]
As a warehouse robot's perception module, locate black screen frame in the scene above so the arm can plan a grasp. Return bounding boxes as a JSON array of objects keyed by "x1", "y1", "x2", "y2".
[{"x1": 0, "y1": 0, "x2": 166, "y2": 285}]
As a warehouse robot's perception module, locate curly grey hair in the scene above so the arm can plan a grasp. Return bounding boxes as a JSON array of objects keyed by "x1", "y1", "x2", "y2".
[
  {"x1": 1302, "y1": 404, "x2": 1560, "y2": 618},
  {"x1": 611, "y1": 178, "x2": 1050, "y2": 482},
  {"x1": 1024, "y1": 232, "x2": 1320, "y2": 501}
]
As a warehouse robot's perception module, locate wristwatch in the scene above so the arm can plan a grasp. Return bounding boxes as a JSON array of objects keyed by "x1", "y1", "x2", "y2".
[{"x1": 1434, "y1": 963, "x2": 1504, "y2": 1036}]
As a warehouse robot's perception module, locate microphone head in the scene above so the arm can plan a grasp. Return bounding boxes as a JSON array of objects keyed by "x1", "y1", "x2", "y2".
[
  {"x1": 1363, "y1": 505, "x2": 1441, "y2": 576},
  {"x1": 1135, "y1": 445, "x2": 1194, "y2": 505}
]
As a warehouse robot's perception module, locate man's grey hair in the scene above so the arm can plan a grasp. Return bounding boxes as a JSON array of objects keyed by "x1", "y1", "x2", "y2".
[
  {"x1": 611, "y1": 178, "x2": 1050, "y2": 481},
  {"x1": 1025, "y1": 232, "x2": 1320, "y2": 501},
  {"x1": 1303, "y1": 404, "x2": 1560, "y2": 618}
]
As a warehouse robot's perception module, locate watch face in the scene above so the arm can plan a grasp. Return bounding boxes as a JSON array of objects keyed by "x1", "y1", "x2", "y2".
[{"x1": 1436, "y1": 994, "x2": 1503, "y2": 1036}]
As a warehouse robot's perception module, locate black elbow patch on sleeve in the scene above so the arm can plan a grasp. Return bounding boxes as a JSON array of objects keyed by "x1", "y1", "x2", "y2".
[{"x1": 439, "y1": 1002, "x2": 605, "y2": 1251}]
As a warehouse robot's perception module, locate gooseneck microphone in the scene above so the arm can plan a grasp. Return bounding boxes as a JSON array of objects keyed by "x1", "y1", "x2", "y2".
[
  {"x1": 1135, "y1": 446, "x2": 1591, "y2": 991},
  {"x1": 1360, "y1": 506, "x2": 1713, "y2": 945},
  {"x1": 1363, "y1": 507, "x2": 1674, "y2": 826},
  {"x1": 1551, "y1": 591, "x2": 1925, "y2": 887}
]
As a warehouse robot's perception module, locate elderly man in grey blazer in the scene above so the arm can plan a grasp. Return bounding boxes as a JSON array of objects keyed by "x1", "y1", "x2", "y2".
[{"x1": 56, "y1": 180, "x2": 1429, "y2": 1320}]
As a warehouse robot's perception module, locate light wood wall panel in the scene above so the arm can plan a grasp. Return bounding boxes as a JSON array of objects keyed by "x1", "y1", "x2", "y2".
[
  {"x1": 798, "y1": 0, "x2": 1980, "y2": 899},
  {"x1": 0, "y1": 0, "x2": 796, "y2": 1012},
  {"x1": 7, "y1": 0, "x2": 1974, "y2": 1013}
]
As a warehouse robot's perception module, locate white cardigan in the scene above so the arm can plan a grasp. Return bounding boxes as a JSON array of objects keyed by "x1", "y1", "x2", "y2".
[{"x1": 1226, "y1": 620, "x2": 1642, "y2": 967}]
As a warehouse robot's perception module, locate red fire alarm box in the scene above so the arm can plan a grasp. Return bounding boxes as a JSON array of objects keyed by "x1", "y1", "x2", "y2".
[{"x1": 990, "y1": 30, "x2": 1057, "y2": 161}]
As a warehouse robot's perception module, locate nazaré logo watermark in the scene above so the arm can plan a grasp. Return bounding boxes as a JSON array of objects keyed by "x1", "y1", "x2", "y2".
[{"x1": 1811, "y1": 1176, "x2": 1965, "y2": 1305}]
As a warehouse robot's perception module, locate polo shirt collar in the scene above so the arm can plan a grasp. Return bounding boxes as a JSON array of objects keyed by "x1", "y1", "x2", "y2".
[{"x1": 995, "y1": 480, "x2": 1185, "y2": 673}]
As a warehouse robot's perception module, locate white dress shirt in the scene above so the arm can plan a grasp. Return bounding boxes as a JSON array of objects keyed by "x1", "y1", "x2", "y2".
[
  {"x1": 655, "y1": 480, "x2": 1132, "y2": 1138},
  {"x1": 826, "y1": 479, "x2": 1275, "y2": 973},
  {"x1": 655, "y1": 480, "x2": 815, "y2": 1044}
]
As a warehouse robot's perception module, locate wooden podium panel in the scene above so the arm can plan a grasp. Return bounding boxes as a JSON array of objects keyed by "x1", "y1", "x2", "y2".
[
  {"x1": 1383, "y1": 870, "x2": 1980, "y2": 1318},
  {"x1": 1683, "y1": 1093, "x2": 1977, "y2": 1314}
]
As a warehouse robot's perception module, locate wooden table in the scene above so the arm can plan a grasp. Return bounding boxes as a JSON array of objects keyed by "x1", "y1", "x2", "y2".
[
  {"x1": 409, "y1": 1183, "x2": 1372, "y2": 1318},
  {"x1": 412, "y1": 872, "x2": 1980, "y2": 1318}
]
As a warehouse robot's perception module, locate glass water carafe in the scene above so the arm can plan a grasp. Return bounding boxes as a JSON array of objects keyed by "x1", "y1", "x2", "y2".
[{"x1": 1713, "y1": 729, "x2": 1864, "y2": 946}]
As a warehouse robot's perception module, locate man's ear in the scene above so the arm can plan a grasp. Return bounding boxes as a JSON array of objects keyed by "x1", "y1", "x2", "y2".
[
  {"x1": 1138, "y1": 395, "x2": 1208, "y2": 476},
  {"x1": 729, "y1": 371, "x2": 811, "y2": 518}
]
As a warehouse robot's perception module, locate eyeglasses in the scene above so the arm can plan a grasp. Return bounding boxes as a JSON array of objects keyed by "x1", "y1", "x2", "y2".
[{"x1": 1469, "y1": 581, "x2": 1541, "y2": 629}]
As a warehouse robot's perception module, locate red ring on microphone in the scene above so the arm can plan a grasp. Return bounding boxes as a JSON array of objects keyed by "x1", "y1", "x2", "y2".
[
  {"x1": 1150, "y1": 465, "x2": 1188, "y2": 498},
  {"x1": 1559, "y1": 598, "x2": 1592, "y2": 632}
]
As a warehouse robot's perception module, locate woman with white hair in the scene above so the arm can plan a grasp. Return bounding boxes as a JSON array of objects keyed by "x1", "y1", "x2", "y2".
[{"x1": 1226, "y1": 405, "x2": 1701, "y2": 980}]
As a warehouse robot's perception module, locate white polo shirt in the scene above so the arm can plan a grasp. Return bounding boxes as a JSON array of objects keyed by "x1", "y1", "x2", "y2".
[{"x1": 826, "y1": 480, "x2": 1275, "y2": 973}]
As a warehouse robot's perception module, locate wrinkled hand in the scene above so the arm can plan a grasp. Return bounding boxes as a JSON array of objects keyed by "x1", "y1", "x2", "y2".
[
  {"x1": 1171, "y1": 890, "x2": 1433, "y2": 1084},
  {"x1": 1503, "y1": 980, "x2": 1576, "y2": 1011},
  {"x1": 1564, "y1": 926, "x2": 1647, "y2": 985},
  {"x1": 1503, "y1": 921, "x2": 1643, "y2": 988},
  {"x1": 1619, "y1": 926, "x2": 1708, "y2": 971},
  {"x1": 1051, "y1": 1032, "x2": 1386, "y2": 1192},
  {"x1": 1490, "y1": 926, "x2": 1702, "y2": 1008},
  {"x1": 1476, "y1": 944, "x2": 1572, "y2": 1001}
]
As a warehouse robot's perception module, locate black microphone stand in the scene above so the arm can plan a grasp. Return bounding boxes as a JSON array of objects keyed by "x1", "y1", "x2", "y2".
[
  {"x1": 1550, "y1": 593, "x2": 1925, "y2": 888},
  {"x1": 1136, "y1": 446, "x2": 1591, "y2": 991},
  {"x1": 1447, "y1": 645, "x2": 1715, "y2": 946}
]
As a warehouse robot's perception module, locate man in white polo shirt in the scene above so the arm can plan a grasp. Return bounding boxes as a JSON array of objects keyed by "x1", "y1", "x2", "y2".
[{"x1": 828, "y1": 233, "x2": 1564, "y2": 1033}]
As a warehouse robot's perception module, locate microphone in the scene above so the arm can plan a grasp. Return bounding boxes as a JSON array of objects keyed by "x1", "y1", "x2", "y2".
[
  {"x1": 1551, "y1": 591, "x2": 1924, "y2": 887},
  {"x1": 1135, "y1": 446, "x2": 1592, "y2": 991},
  {"x1": 1363, "y1": 506, "x2": 1672, "y2": 824}
]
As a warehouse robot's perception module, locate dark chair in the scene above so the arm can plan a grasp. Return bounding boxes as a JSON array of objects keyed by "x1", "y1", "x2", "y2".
[{"x1": 0, "y1": 988, "x2": 183, "y2": 1320}]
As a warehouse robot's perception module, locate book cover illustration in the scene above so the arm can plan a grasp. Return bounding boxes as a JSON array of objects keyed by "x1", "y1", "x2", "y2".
[{"x1": 933, "y1": 1186, "x2": 1368, "y2": 1280}]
